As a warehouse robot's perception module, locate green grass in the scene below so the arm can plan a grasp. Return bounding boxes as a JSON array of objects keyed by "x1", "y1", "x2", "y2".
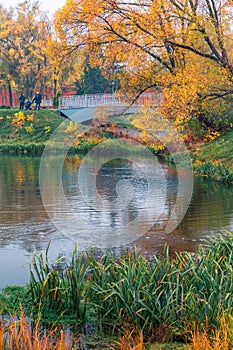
[
  {"x1": 0, "y1": 109, "x2": 63, "y2": 142},
  {"x1": 0, "y1": 285, "x2": 30, "y2": 313},
  {"x1": 0, "y1": 109, "x2": 63, "y2": 155},
  {"x1": 0, "y1": 109, "x2": 159, "y2": 156},
  {"x1": 191, "y1": 128, "x2": 233, "y2": 182},
  {"x1": 192, "y1": 129, "x2": 233, "y2": 168}
]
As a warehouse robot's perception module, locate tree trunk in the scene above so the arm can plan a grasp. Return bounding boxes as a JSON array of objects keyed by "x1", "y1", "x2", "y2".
[
  {"x1": 26, "y1": 76, "x2": 30, "y2": 99},
  {"x1": 7, "y1": 80, "x2": 13, "y2": 107},
  {"x1": 54, "y1": 78, "x2": 57, "y2": 98},
  {"x1": 1, "y1": 87, "x2": 5, "y2": 106}
]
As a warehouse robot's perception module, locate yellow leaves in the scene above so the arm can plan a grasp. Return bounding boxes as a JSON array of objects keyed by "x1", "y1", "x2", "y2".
[
  {"x1": 1, "y1": 5, "x2": 55, "y2": 95},
  {"x1": 14, "y1": 111, "x2": 25, "y2": 123},
  {"x1": 25, "y1": 123, "x2": 34, "y2": 133},
  {"x1": 64, "y1": 121, "x2": 80, "y2": 134},
  {"x1": 12, "y1": 111, "x2": 25, "y2": 128},
  {"x1": 11, "y1": 112, "x2": 36, "y2": 134},
  {"x1": 44, "y1": 125, "x2": 51, "y2": 134},
  {"x1": 8, "y1": 48, "x2": 16, "y2": 58},
  {"x1": 154, "y1": 53, "x2": 229, "y2": 131},
  {"x1": 27, "y1": 114, "x2": 34, "y2": 122},
  {"x1": 194, "y1": 159, "x2": 202, "y2": 167},
  {"x1": 132, "y1": 107, "x2": 182, "y2": 148},
  {"x1": 203, "y1": 130, "x2": 220, "y2": 143},
  {"x1": 46, "y1": 39, "x2": 63, "y2": 63}
]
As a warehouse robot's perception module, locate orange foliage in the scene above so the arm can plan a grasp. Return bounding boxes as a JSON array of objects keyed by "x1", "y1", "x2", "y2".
[{"x1": 54, "y1": 0, "x2": 233, "y2": 137}]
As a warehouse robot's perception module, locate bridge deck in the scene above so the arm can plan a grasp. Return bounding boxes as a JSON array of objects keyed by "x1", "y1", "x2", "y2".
[
  {"x1": 55, "y1": 92, "x2": 159, "y2": 122},
  {"x1": 59, "y1": 105, "x2": 139, "y2": 123}
]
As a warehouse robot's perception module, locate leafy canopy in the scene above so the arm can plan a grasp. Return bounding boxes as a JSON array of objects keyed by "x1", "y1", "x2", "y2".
[{"x1": 54, "y1": 0, "x2": 233, "y2": 135}]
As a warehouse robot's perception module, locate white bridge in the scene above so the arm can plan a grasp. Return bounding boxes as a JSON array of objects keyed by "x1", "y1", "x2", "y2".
[
  {"x1": 43, "y1": 93, "x2": 158, "y2": 123},
  {"x1": 58, "y1": 93, "x2": 156, "y2": 109},
  {"x1": 43, "y1": 93, "x2": 157, "y2": 108}
]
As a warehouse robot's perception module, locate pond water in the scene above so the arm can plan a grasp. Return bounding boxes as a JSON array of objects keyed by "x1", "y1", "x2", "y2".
[{"x1": 0, "y1": 154, "x2": 233, "y2": 288}]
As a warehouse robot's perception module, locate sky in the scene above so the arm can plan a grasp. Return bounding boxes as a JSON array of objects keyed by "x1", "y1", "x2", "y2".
[{"x1": 3, "y1": 0, "x2": 67, "y2": 17}]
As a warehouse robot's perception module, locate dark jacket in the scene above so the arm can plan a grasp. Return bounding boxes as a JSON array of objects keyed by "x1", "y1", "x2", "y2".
[
  {"x1": 33, "y1": 93, "x2": 42, "y2": 104},
  {"x1": 19, "y1": 94, "x2": 26, "y2": 103}
]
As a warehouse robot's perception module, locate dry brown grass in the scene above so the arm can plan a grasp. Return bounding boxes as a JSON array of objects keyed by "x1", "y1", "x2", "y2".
[
  {"x1": 115, "y1": 328, "x2": 144, "y2": 350},
  {"x1": 192, "y1": 316, "x2": 232, "y2": 350},
  {"x1": 115, "y1": 315, "x2": 233, "y2": 350},
  {"x1": 0, "y1": 313, "x2": 78, "y2": 350},
  {"x1": 192, "y1": 331, "x2": 229, "y2": 350},
  {"x1": 0, "y1": 313, "x2": 232, "y2": 350}
]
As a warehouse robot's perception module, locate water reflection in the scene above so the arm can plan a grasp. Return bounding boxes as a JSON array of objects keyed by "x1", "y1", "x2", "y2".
[
  {"x1": 137, "y1": 171, "x2": 233, "y2": 254},
  {"x1": 0, "y1": 154, "x2": 233, "y2": 287},
  {"x1": 0, "y1": 155, "x2": 55, "y2": 253}
]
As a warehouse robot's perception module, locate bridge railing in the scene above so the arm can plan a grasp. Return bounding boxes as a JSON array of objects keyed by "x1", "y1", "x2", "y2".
[
  {"x1": 42, "y1": 98, "x2": 53, "y2": 107},
  {"x1": 43, "y1": 93, "x2": 158, "y2": 109},
  {"x1": 58, "y1": 94, "x2": 127, "y2": 109}
]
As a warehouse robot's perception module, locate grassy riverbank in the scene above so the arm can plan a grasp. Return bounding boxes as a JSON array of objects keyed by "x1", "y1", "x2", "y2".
[
  {"x1": 0, "y1": 109, "x2": 62, "y2": 139},
  {"x1": 191, "y1": 129, "x2": 233, "y2": 183},
  {"x1": 1, "y1": 108, "x2": 233, "y2": 182},
  {"x1": 0, "y1": 109, "x2": 62, "y2": 154},
  {"x1": 0, "y1": 108, "x2": 105, "y2": 155},
  {"x1": 0, "y1": 233, "x2": 232, "y2": 349}
]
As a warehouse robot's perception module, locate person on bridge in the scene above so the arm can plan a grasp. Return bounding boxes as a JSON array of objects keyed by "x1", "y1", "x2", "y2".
[
  {"x1": 19, "y1": 93, "x2": 26, "y2": 110},
  {"x1": 32, "y1": 91, "x2": 42, "y2": 110}
]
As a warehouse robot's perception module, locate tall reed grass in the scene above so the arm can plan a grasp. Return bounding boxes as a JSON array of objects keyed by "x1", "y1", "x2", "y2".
[
  {"x1": 29, "y1": 245, "x2": 88, "y2": 323},
  {"x1": 28, "y1": 233, "x2": 233, "y2": 345}
]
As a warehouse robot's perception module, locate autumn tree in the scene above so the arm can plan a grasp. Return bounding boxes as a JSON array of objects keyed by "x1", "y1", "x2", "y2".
[
  {"x1": 0, "y1": 1, "x2": 54, "y2": 103},
  {"x1": 0, "y1": 0, "x2": 78, "y2": 105},
  {"x1": 54, "y1": 0, "x2": 233, "y2": 135},
  {"x1": 46, "y1": 37, "x2": 83, "y2": 103},
  {"x1": 0, "y1": 4, "x2": 16, "y2": 106}
]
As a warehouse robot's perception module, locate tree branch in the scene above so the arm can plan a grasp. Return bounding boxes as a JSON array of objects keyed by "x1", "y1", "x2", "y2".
[
  {"x1": 165, "y1": 39, "x2": 219, "y2": 62},
  {"x1": 98, "y1": 14, "x2": 175, "y2": 74}
]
